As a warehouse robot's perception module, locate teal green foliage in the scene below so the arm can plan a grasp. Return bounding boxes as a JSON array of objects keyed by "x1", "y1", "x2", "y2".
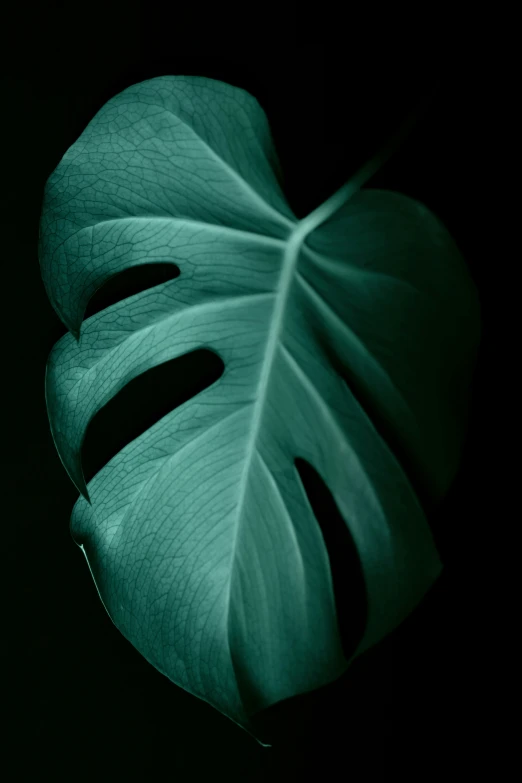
[{"x1": 39, "y1": 76, "x2": 481, "y2": 745}]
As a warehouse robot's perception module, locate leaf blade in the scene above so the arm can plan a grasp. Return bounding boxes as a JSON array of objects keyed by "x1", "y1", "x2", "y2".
[{"x1": 40, "y1": 75, "x2": 480, "y2": 741}]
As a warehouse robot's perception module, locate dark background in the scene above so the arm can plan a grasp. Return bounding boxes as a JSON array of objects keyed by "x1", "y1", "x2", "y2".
[{"x1": 3, "y1": 3, "x2": 493, "y2": 779}]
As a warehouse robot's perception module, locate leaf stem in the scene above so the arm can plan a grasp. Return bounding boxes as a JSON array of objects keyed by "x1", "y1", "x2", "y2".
[{"x1": 299, "y1": 87, "x2": 437, "y2": 237}]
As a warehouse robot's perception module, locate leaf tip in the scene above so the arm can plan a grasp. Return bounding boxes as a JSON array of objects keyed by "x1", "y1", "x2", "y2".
[
  {"x1": 70, "y1": 458, "x2": 91, "y2": 505},
  {"x1": 80, "y1": 482, "x2": 92, "y2": 506}
]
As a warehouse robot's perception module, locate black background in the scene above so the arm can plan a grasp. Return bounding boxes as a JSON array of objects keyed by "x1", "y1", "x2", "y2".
[{"x1": 3, "y1": 3, "x2": 493, "y2": 779}]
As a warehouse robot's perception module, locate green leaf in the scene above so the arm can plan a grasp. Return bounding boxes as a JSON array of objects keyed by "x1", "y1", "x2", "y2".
[{"x1": 39, "y1": 75, "x2": 481, "y2": 745}]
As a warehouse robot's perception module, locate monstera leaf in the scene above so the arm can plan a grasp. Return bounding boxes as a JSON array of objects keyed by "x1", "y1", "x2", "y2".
[{"x1": 39, "y1": 75, "x2": 481, "y2": 745}]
